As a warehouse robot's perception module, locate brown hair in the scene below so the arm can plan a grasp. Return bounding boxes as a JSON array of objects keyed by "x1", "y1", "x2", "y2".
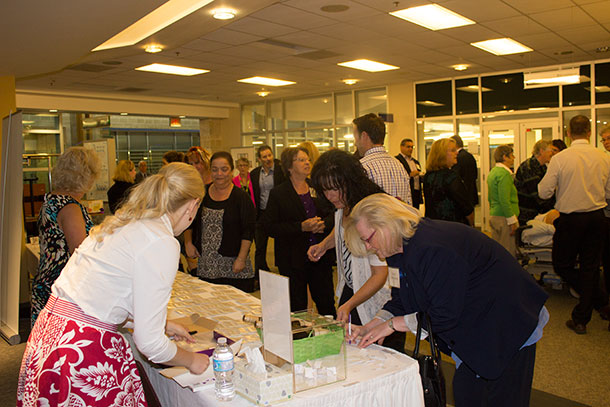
[{"x1": 280, "y1": 147, "x2": 309, "y2": 177}]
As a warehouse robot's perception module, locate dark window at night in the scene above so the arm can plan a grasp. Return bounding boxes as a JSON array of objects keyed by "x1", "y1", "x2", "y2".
[
  {"x1": 455, "y1": 78, "x2": 479, "y2": 115},
  {"x1": 595, "y1": 62, "x2": 610, "y2": 105},
  {"x1": 481, "y1": 73, "x2": 559, "y2": 113},
  {"x1": 416, "y1": 81, "x2": 452, "y2": 117},
  {"x1": 563, "y1": 65, "x2": 591, "y2": 107}
]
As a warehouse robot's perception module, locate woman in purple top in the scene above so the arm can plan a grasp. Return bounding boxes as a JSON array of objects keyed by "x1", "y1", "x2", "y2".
[{"x1": 263, "y1": 147, "x2": 336, "y2": 316}]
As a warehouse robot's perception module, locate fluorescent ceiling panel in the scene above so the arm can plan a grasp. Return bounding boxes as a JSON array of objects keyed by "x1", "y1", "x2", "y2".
[
  {"x1": 237, "y1": 76, "x2": 296, "y2": 86},
  {"x1": 470, "y1": 38, "x2": 533, "y2": 55},
  {"x1": 524, "y1": 67, "x2": 580, "y2": 88},
  {"x1": 337, "y1": 59, "x2": 399, "y2": 73},
  {"x1": 390, "y1": 4, "x2": 475, "y2": 31},
  {"x1": 417, "y1": 100, "x2": 444, "y2": 107},
  {"x1": 93, "y1": 0, "x2": 214, "y2": 51},
  {"x1": 135, "y1": 63, "x2": 210, "y2": 76},
  {"x1": 456, "y1": 85, "x2": 492, "y2": 92}
]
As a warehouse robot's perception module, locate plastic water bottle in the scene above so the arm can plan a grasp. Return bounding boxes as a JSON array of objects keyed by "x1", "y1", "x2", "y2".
[{"x1": 213, "y1": 337, "x2": 235, "y2": 401}]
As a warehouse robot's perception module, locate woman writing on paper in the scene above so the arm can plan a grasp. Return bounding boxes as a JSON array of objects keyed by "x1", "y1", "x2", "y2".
[
  {"x1": 345, "y1": 194, "x2": 549, "y2": 407},
  {"x1": 18, "y1": 163, "x2": 209, "y2": 406},
  {"x1": 307, "y1": 150, "x2": 406, "y2": 352}
]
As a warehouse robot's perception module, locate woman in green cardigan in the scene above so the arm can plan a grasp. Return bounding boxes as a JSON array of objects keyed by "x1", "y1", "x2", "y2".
[{"x1": 487, "y1": 145, "x2": 519, "y2": 256}]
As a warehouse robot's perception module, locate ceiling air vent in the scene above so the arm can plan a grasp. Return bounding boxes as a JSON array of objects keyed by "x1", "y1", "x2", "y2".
[
  {"x1": 67, "y1": 63, "x2": 114, "y2": 72},
  {"x1": 296, "y1": 50, "x2": 341, "y2": 60},
  {"x1": 116, "y1": 87, "x2": 149, "y2": 92}
]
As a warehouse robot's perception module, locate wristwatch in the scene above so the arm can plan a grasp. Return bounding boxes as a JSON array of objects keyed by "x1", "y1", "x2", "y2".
[{"x1": 387, "y1": 318, "x2": 396, "y2": 332}]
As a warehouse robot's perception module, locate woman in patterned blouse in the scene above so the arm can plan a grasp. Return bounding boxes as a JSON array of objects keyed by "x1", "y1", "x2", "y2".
[{"x1": 31, "y1": 147, "x2": 100, "y2": 326}]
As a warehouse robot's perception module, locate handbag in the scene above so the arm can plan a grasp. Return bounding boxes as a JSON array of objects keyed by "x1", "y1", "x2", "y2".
[{"x1": 413, "y1": 312, "x2": 446, "y2": 407}]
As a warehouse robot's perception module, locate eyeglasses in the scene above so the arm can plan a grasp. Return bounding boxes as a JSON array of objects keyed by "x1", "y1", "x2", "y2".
[
  {"x1": 361, "y1": 230, "x2": 376, "y2": 245},
  {"x1": 293, "y1": 157, "x2": 309, "y2": 163}
]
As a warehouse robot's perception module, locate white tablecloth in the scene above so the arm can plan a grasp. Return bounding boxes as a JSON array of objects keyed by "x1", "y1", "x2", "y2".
[{"x1": 134, "y1": 272, "x2": 425, "y2": 407}]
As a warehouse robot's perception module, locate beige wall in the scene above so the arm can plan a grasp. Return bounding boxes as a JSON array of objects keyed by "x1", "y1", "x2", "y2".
[
  {"x1": 0, "y1": 76, "x2": 17, "y2": 160},
  {"x1": 386, "y1": 81, "x2": 415, "y2": 158},
  {"x1": 200, "y1": 106, "x2": 241, "y2": 153}
]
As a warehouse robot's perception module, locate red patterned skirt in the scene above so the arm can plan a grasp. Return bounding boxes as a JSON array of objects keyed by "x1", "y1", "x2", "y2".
[{"x1": 17, "y1": 295, "x2": 148, "y2": 407}]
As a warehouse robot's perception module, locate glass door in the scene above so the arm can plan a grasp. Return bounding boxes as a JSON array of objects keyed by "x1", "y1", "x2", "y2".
[{"x1": 481, "y1": 119, "x2": 558, "y2": 232}]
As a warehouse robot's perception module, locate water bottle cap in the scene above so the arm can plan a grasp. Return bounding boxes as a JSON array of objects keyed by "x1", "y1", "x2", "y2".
[{"x1": 218, "y1": 337, "x2": 227, "y2": 345}]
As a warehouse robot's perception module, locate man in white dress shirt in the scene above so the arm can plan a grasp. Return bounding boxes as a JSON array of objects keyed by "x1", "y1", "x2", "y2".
[
  {"x1": 538, "y1": 115, "x2": 610, "y2": 334},
  {"x1": 353, "y1": 113, "x2": 411, "y2": 205}
]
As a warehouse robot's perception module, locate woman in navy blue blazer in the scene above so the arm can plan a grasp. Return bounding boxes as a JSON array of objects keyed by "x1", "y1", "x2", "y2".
[{"x1": 345, "y1": 193, "x2": 548, "y2": 407}]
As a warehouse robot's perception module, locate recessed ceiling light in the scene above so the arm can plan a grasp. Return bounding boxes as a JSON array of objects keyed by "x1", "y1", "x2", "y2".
[
  {"x1": 179, "y1": 115, "x2": 186, "y2": 118},
  {"x1": 596, "y1": 46, "x2": 609, "y2": 53},
  {"x1": 120, "y1": 112, "x2": 129, "y2": 116},
  {"x1": 471, "y1": 38, "x2": 532, "y2": 55},
  {"x1": 452, "y1": 64, "x2": 469, "y2": 71},
  {"x1": 256, "y1": 91, "x2": 271, "y2": 97},
  {"x1": 212, "y1": 8, "x2": 236, "y2": 19},
  {"x1": 49, "y1": 109, "x2": 58, "y2": 113},
  {"x1": 92, "y1": 0, "x2": 214, "y2": 51},
  {"x1": 417, "y1": 100, "x2": 444, "y2": 107},
  {"x1": 238, "y1": 76, "x2": 296, "y2": 86},
  {"x1": 144, "y1": 44, "x2": 164, "y2": 53},
  {"x1": 342, "y1": 79, "x2": 359, "y2": 85},
  {"x1": 390, "y1": 4, "x2": 475, "y2": 31},
  {"x1": 456, "y1": 85, "x2": 492, "y2": 93},
  {"x1": 135, "y1": 63, "x2": 209, "y2": 76},
  {"x1": 337, "y1": 59, "x2": 399, "y2": 72}
]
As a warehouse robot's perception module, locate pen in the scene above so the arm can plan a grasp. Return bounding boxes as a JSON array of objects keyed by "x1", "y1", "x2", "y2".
[{"x1": 348, "y1": 314, "x2": 352, "y2": 344}]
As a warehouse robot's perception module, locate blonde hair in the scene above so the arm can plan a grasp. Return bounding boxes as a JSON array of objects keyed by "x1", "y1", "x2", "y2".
[
  {"x1": 344, "y1": 193, "x2": 420, "y2": 257},
  {"x1": 52, "y1": 147, "x2": 101, "y2": 194},
  {"x1": 186, "y1": 146, "x2": 211, "y2": 170},
  {"x1": 426, "y1": 138, "x2": 456, "y2": 171},
  {"x1": 113, "y1": 160, "x2": 135, "y2": 182},
  {"x1": 298, "y1": 141, "x2": 320, "y2": 165},
  {"x1": 91, "y1": 162, "x2": 204, "y2": 241}
]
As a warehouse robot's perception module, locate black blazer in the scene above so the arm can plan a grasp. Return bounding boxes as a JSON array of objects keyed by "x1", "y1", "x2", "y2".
[
  {"x1": 395, "y1": 154, "x2": 421, "y2": 195},
  {"x1": 263, "y1": 180, "x2": 335, "y2": 270},
  {"x1": 384, "y1": 218, "x2": 547, "y2": 380},
  {"x1": 453, "y1": 148, "x2": 478, "y2": 206},
  {"x1": 250, "y1": 159, "x2": 286, "y2": 216}
]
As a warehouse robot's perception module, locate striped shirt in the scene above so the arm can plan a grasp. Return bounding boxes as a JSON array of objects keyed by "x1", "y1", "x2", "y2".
[{"x1": 360, "y1": 146, "x2": 412, "y2": 205}]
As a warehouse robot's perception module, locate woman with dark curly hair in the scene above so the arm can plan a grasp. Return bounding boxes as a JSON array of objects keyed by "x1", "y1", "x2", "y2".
[{"x1": 308, "y1": 149, "x2": 406, "y2": 352}]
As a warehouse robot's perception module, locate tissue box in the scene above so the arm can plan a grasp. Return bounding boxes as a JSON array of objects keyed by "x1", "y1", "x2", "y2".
[{"x1": 234, "y1": 359, "x2": 293, "y2": 406}]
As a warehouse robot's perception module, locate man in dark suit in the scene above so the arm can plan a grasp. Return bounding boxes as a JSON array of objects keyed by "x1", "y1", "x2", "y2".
[
  {"x1": 451, "y1": 134, "x2": 478, "y2": 206},
  {"x1": 134, "y1": 160, "x2": 148, "y2": 183},
  {"x1": 395, "y1": 138, "x2": 422, "y2": 209},
  {"x1": 250, "y1": 145, "x2": 286, "y2": 278}
]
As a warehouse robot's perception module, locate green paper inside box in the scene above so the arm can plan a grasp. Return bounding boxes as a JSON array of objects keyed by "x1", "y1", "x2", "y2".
[{"x1": 257, "y1": 311, "x2": 345, "y2": 365}]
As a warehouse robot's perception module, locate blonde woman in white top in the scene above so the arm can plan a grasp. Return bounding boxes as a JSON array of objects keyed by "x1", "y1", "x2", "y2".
[
  {"x1": 18, "y1": 163, "x2": 208, "y2": 407},
  {"x1": 308, "y1": 150, "x2": 406, "y2": 352}
]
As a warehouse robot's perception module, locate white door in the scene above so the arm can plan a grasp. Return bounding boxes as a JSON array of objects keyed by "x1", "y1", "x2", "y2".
[{"x1": 480, "y1": 119, "x2": 559, "y2": 232}]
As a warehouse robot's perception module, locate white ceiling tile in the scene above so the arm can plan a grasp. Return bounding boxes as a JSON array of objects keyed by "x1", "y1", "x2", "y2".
[
  {"x1": 349, "y1": 13, "x2": 429, "y2": 37},
  {"x1": 580, "y1": 2, "x2": 610, "y2": 24},
  {"x1": 514, "y1": 32, "x2": 572, "y2": 50},
  {"x1": 213, "y1": 43, "x2": 292, "y2": 61},
  {"x1": 251, "y1": 4, "x2": 336, "y2": 29},
  {"x1": 436, "y1": 44, "x2": 497, "y2": 59},
  {"x1": 480, "y1": 16, "x2": 550, "y2": 37},
  {"x1": 560, "y1": 25, "x2": 610, "y2": 46},
  {"x1": 310, "y1": 23, "x2": 386, "y2": 42},
  {"x1": 224, "y1": 16, "x2": 300, "y2": 37},
  {"x1": 181, "y1": 39, "x2": 231, "y2": 52},
  {"x1": 442, "y1": 0, "x2": 521, "y2": 22},
  {"x1": 529, "y1": 6, "x2": 598, "y2": 31},
  {"x1": 202, "y1": 28, "x2": 264, "y2": 45},
  {"x1": 283, "y1": 0, "x2": 384, "y2": 22},
  {"x1": 189, "y1": 52, "x2": 258, "y2": 67},
  {"x1": 162, "y1": 47, "x2": 203, "y2": 59},
  {"x1": 500, "y1": 0, "x2": 574, "y2": 14},
  {"x1": 399, "y1": 31, "x2": 466, "y2": 49}
]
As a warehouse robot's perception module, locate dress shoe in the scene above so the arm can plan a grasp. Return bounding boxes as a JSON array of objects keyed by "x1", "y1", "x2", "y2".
[
  {"x1": 566, "y1": 320, "x2": 586, "y2": 334},
  {"x1": 599, "y1": 305, "x2": 610, "y2": 321}
]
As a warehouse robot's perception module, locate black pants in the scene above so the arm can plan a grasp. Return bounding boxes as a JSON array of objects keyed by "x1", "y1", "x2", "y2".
[
  {"x1": 602, "y1": 216, "x2": 610, "y2": 296},
  {"x1": 411, "y1": 188, "x2": 422, "y2": 209},
  {"x1": 339, "y1": 285, "x2": 406, "y2": 353},
  {"x1": 200, "y1": 276, "x2": 254, "y2": 293},
  {"x1": 453, "y1": 344, "x2": 536, "y2": 407},
  {"x1": 254, "y1": 212, "x2": 269, "y2": 276},
  {"x1": 553, "y1": 209, "x2": 608, "y2": 325},
  {"x1": 279, "y1": 261, "x2": 336, "y2": 318}
]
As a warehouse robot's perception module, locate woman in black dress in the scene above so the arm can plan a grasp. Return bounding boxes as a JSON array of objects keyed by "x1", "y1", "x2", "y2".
[
  {"x1": 263, "y1": 147, "x2": 336, "y2": 316},
  {"x1": 423, "y1": 138, "x2": 474, "y2": 226},
  {"x1": 107, "y1": 159, "x2": 136, "y2": 214}
]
